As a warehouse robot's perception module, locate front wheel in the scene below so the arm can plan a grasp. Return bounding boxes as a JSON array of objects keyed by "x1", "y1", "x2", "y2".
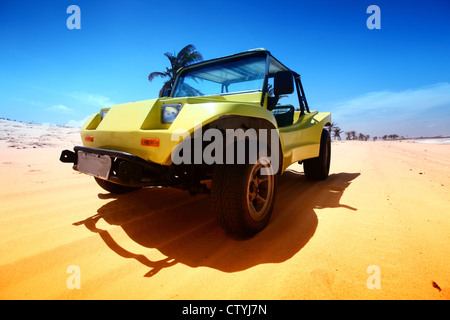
[{"x1": 211, "y1": 157, "x2": 277, "y2": 237}]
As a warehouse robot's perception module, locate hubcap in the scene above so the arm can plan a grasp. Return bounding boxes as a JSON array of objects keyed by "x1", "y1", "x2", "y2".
[{"x1": 246, "y1": 158, "x2": 274, "y2": 221}]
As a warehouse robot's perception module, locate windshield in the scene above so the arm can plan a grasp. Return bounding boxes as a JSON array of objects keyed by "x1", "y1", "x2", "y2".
[{"x1": 172, "y1": 56, "x2": 266, "y2": 97}]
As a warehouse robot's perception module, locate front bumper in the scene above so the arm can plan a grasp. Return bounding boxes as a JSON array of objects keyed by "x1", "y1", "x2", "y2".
[{"x1": 60, "y1": 146, "x2": 169, "y2": 187}]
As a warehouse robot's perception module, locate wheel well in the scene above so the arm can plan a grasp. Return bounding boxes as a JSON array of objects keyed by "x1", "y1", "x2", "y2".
[
  {"x1": 205, "y1": 115, "x2": 283, "y2": 175},
  {"x1": 169, "y1": 115, "x2": 284, "y2": 194}
]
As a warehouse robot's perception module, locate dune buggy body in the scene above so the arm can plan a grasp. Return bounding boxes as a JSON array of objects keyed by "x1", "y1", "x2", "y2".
[{"x1": 60, "y1": 49, "x2": 331, "y2": 236}]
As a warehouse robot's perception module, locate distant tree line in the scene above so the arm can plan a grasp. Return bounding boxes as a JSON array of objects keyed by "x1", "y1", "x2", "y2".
[{"x1": 328, "y1": 122, "x2": 402, "y2": 141}]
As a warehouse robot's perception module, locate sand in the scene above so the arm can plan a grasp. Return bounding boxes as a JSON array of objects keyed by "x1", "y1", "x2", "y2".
[{"x1": 0, "y1": 119, "x2": 449, "y2": 300}]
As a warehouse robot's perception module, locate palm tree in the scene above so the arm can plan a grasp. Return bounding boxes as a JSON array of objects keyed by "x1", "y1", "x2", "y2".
[
  {"x1": 329, "y1": 121, "x2": 338, "y2": 132},
  {"x1": 332, "y1": 126, "x2": 342, "y2": 140},
  {"x1": 358, "y1": 133, "x2": 365, "y2": 141},
  {"x1": 345, "y1": 131, "x2": 352, "y2": 140},
  {"x1": 148, "y1": 44, "x2": 204, "y2": 97}
]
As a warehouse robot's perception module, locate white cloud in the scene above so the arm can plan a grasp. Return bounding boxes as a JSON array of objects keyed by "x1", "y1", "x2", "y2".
[
  {"x1": 61, "y1": 92, "x2": 114, "y2": 128},
  {"x1": 71, "y1": 92, "x2": 115, "y2": 108},
  {"x1": 328, "y1": 82, "x2": 450, "y2": 137},
  {"x1": 332, "y1": 83, "x2": 450, "y2": 117},
  {"x1": 46, "y1": 104, "x2": 75, "y2": 114},
  {"x1": 65, "y1": 116, "x2": 89, "y2": 128}
]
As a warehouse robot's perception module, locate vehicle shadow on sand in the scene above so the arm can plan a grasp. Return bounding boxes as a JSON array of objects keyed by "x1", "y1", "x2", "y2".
[{"x1": 74, "y1": 170, "x2": 360, "y2": 277}]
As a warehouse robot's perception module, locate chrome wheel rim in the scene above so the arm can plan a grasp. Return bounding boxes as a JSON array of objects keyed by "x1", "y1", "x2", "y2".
[{"x1": 246, "y1": 157, "x2": 275, "y2": 221}]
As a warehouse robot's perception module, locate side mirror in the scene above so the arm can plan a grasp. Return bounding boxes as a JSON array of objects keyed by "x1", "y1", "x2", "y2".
[
  {"x1": 274, "y1": 71, "x2": 294, "y2": 96},
  {"x1": 163, "y1": 89, "x2": 172, "y2": 97}
]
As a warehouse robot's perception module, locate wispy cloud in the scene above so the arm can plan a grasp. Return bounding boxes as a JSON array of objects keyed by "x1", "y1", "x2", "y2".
[
  {"x1": 328, "y1": 82, "x2": 450, "y2": 136},
  {"x1": 63, "y1": 93, "x2": 114, "y2": 127},
  {"x1": 14, "y1": 98, "x2": 45, "y2": 107},
  {"x1": 20, "y1": 84, "x2": 115, "y2": 109},
  {"x1": 46, "y1": 104, "x2": 75, "y2": 114},
  {"x1": 70, "y1": 92, "x2": 115, "y2": 109},
  {"x1": 65, "y1": 116, "x2": 89, "y2": 128},
  {"x1": 332, "y1": 82, "x2": 450, "y2": 117}
]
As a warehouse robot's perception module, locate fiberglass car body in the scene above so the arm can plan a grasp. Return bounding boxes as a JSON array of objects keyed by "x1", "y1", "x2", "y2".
[{"x1": 60, "y1": 49, "x2": 331, "y2": 236}]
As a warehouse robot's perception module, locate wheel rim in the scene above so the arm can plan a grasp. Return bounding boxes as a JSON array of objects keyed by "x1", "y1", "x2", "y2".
[{"x1": 246, "y1": 157, "x2": 275, "y2": 221}]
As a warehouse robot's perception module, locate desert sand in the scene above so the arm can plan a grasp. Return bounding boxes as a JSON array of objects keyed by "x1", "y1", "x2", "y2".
[{"x1": 0, "y1": 119, "x2": 449, "y2": 300}]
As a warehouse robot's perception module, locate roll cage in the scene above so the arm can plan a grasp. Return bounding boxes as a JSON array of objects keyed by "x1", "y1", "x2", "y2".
[{"x1": 170, "y1": 49, "x2": 310, "y2": 115}]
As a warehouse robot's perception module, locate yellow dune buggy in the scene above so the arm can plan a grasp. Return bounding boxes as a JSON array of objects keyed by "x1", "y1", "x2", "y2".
[{"x1": 60, "y1": 49, "x2": 331, "y2": 236}]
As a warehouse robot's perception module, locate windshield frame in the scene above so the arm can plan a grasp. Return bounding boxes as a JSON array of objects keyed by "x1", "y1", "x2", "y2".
[{"x1": 171, "y1": 50, "x2": 292, "y2": 106}]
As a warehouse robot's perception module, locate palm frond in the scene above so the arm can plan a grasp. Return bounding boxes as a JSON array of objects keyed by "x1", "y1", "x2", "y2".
[
  {"x1": 178, "y1": 45, "x2": 203, "y2": 67},
  {"x1": 149, "y1": 44, "x2": 204, "y2": 94},
  {"x1": 148, "y1": 71, "x2": 170, "y2": 82}
]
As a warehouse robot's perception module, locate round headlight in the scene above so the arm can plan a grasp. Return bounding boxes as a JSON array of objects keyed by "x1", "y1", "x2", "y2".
[{"x1": 161, "y1": 104, "x2": 182, "y2": 124}]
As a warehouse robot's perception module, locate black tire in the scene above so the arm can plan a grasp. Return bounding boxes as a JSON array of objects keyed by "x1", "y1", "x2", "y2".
[
  {"x1": 303, "y1": 129, "x2": 331, "y2": 181},
  {"x1": 211, "y1": 156, "x2": 277, "y2": 237},
  {"x1": 94, "y1": 177, "x2": 141, "y2": 194}
]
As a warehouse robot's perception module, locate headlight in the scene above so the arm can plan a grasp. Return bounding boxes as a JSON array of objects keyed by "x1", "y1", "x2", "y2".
[{"x1": 161, "y1": 103, "x2": 182, "y2": 124}]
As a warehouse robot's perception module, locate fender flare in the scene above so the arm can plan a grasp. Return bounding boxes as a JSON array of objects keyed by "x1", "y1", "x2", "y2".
[{"x1": 171, "y1": 115, "x2": 284, "y2": 175}]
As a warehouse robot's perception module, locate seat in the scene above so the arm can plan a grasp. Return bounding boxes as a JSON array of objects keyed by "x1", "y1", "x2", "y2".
[
  {"x1": 267, "y1": 96, "x2": 279, "y2": 111},
  {"x1": 272, "y1": 105, "x2": 294, "y2": 127}
]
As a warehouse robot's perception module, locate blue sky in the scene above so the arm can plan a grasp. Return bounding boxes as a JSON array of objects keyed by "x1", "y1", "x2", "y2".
[{"x1": 1, "y1": 0, "x2": 449, "y2": 137}]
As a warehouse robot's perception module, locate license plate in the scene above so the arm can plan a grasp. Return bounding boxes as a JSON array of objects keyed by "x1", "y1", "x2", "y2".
[{"x1": 76, "y1": 151, "x2": 112, "y2": 180}]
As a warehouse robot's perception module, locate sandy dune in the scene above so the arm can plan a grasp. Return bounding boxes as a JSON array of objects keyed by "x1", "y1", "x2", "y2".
[{"x1": 0, "y1": 120, "x2": 449, "y2": 300}]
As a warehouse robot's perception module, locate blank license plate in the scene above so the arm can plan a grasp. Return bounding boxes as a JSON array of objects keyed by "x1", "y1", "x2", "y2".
[{"x1": 76, "y1": 151, "x2": 111, "y2": 180}]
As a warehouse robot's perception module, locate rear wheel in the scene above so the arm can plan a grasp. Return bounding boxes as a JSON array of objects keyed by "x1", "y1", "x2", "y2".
[
  {"x1": 94, "y1": 177, "x2": 141, "y2": 194},
  {"x1": 303, "y1": 129, "x2": 331, "y2": 180},
  {"x1": 211, "y1": 156, "x2": 277, "y2": 237}
]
